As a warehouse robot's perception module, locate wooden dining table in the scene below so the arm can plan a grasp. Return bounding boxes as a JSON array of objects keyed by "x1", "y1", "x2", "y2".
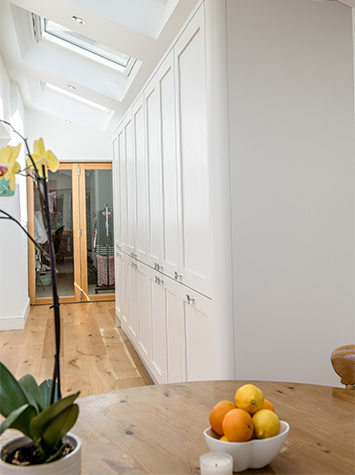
[{"x1": 71, "y1": 380, "x2": 354, "y2": 474}]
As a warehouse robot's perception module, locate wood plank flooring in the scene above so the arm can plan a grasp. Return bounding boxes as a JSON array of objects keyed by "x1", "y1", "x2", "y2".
[{"x1": 0, "y1": 301, "x2": 153, "y2": 398}]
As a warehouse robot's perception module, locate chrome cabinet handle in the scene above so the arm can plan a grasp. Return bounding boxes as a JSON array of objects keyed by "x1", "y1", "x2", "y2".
[
  {"x1": 154, "y1": 262, "x2": 163, "y2": 271},
  {"x1": 155, "y1": 276, "x2": 164, "y2": 285},
  {"x1": 131, "y1": 261, "x2": 137, "y2": 268},
  {"x1": 174, "y1": 271, "x2": 183, "y2": 280},
  {"x1": 115, "y1": 251, "x2": 121, "y2": 257},
  {"x1": 131, "y1": 252, "x2": 137, "y2": 258},
  {"x1": 186, "y1": 294, "x2": 195, "y2": 304}
]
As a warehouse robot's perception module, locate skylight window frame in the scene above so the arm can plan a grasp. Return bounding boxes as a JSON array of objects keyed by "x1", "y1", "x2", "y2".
[{"x1": 35, "y1": 15, "x2": 136, "y2": 76}]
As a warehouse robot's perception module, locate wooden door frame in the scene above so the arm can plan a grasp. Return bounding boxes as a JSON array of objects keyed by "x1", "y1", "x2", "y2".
[
  {"x1": 78, "y1": 162, "x2": 114, "y2": 302},
  {"x1": 28, "y1": 161, "x2": 114, "y2": 304}
]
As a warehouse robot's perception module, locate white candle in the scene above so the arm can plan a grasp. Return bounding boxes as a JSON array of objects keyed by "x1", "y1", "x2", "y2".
[{"x1": 200, "y1": 452, "x2": 233, "y2": 475}]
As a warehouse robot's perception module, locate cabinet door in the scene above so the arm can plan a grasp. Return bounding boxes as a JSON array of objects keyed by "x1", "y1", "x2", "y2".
[
  {"x1": 112, "y1": 137, "x2": 120, "y2": 244},
  {"x1": 133, "y1": 95, "x2": 148, "y2": 263},
  {"x1": 118, "y1": 124, "x2": 127, "y2": 252},
  {"x1": 149, "y1": 270, "x2": 167, "y2": 383},
  {"x1": 124, "y1": 112, "x2": 137, "y2": 256},
  {"x1": 175, "y1": 5, "x2": 211, "y2": 297},
  {"x1": 183, "y1": 290, "x2": 214, "y2": 381},
  {"x1": 165, "y1": 278, "x2": 186, "y2": 383},
  {"x1": 127, "y1": 257, "x2": 139, "y2": 339},
  {"x1": 121, "y1": 253, "x2": 130, "y2": 327},
  {"x1": 136, "y1": 260, "x2": 151, "y2": 360},
  {"x1": 114, "y1": 245, "x2": 124, "y2": 322},
  {"x1": 158, "y1": 51, "x2": 180, "y2": 280},
  {"x1": 145, "y1": 76, "x2": 164, "y2": 270}
]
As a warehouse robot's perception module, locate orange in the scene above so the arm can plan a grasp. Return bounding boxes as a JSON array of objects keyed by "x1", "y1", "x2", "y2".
[
  {"x1": 209, "y1": 400, "x2": 236, "y2": 435},
  {"x1": 222, "y1": 408, "x2": 254, "y2": 442},
  {"x1": 262, "y1": 398, "x2": 275, "y2": 412}
]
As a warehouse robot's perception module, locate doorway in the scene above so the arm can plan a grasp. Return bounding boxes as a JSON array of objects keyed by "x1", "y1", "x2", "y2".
[{"x1": 28, "y1": 162, "x2": 115, "y2": 304}]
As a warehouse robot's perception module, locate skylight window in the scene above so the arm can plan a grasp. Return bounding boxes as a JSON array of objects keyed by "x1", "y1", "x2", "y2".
[{"x1": 33, "y1": 15, "x2": 135, "y2": 74}]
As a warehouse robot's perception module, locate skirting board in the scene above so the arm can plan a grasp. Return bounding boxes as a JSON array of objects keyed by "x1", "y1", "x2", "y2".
[{"x1": 0, "y1": 298, "x2": 30, "y2": 330}]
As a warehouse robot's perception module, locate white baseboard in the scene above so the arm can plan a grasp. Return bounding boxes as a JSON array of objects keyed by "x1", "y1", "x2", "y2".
[{"x1": 0, "y1": 298, "x2": 30, "y2": 330}]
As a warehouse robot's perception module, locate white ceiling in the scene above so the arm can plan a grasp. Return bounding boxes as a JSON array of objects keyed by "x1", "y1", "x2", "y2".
[{"x1": 0, "y1": 0, "x2": 200, "y2": 135}]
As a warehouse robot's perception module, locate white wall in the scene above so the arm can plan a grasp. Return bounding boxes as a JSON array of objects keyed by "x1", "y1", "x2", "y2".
[
  {"x1": 0, "y1": 54, "x2": 29, "y2": 329},
  {"x1": 228, "y1": 0, "x2": 354, "y2": 386},
  {"x1": 25, "y1": 110, "x2": 111, "y2": 160},
  {"x1": 0, "y1": 63, "x2": 112, "y2": 330}
]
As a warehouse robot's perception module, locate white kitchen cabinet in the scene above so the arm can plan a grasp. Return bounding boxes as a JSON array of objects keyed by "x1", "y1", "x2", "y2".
[
  {"x1": 158, "y1": 51, "x2": 180, "y2": 280},
  {"x1": 175, "y1": 5, "x2": 211, "y2": 297},
  {"x1": 114, "y1": 243, "x2": 124, "y2": 321},
  {"x1": 123, "y1": 112, "x2": 136, "y2": 256},
  {"x1": 113, "y1": 1, "x2": 232, "y2": 384},
  {"x1": 165, "y1": 278, "x2": 213, "y2": 383},
  {"x1": 117, "y1": 122, "x2": 127, "y2": 253},
  {"x1": 149, "y1": 270, "x2": 167, "y2": 383},
  {"x1": 145, "y1": 74, "x2": 163, "y2": 271},
  {"x1": 133, "y1": 94, "x2": 148, "y2": 263}
]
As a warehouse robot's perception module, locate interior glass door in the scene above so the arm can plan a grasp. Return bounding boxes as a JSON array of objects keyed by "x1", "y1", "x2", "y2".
[
  {"x1": 28, "y1": 162, "x2": 114, "y2": 304},
  {"x1": 79, "y1": 164, "x2": 115, "y2": 301}
]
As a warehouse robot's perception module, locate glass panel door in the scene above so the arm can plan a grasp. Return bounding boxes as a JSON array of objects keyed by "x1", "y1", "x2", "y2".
[
  {"x1": 29, "y1": 164, "x2": 79, "y2": 304},
  {"x1": 79, "y1": 163, "x2": 115, "y2": 301},
  {"x1": 28, "y1": 162, "x2": 114, "y2": 304}
]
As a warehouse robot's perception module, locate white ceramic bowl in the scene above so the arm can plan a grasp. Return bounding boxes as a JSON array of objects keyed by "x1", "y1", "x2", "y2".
[{"x1": 204, "y1": 420, "x2": 289, "y2": 473}]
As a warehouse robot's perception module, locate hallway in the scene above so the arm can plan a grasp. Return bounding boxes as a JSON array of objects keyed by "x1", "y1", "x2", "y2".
[{"x1": 0, "y1": 301, "x2": 153, "y2": 398}]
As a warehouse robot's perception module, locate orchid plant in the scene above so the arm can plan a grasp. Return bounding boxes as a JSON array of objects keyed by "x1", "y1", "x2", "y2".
[{"x1": 0, "y1": 120, "x2": 79, "y2": 465}]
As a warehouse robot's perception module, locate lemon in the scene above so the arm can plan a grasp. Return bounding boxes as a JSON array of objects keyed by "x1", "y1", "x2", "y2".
[
  {"x1": 219, "y1": 435, "x2": 229, "y2": 442},
  {"x1": 252, "y1": 409, "x2": 280, "y2": 439},
  {"x1": 235, "y1": 384, "x2": 264, "y2": 415}
]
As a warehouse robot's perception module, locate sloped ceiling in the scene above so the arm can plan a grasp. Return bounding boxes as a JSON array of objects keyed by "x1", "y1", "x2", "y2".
[{"x1": 0, "y1": 0, "x2": 200, "y2": 135}]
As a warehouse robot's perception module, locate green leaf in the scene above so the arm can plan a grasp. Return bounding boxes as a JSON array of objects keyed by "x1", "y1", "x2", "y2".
[
  {"x1": 42, "y1": 404, "x2": 79, "y2": 452},
  {"x1": 0, "y1": 404, "x2": 37, "y2": 439},
  {"x1": 19, "y1": 374, "x2": 43, "y2": 412},
  {"x1": 0, "y1": 363, "x2": 29, "y2": 417},
  {"x1": 39, "y1": 380, "x2": 58, "y2": 409},
  {"x1": 30, "y1": 392, "x2": 80, "y2": 442}
]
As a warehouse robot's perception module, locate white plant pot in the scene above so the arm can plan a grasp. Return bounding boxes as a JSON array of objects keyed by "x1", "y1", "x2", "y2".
[{"x1": 0, "y1": 433, "x2": 81, "y2": 474}]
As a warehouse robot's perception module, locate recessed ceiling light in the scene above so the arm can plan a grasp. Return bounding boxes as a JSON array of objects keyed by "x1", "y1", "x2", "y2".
[
  {"x1": 72, "y1": 16, "x2": 85, "y2": 24},
  {"x1": 67, "y1": 84, "x2": 76, "y2": 90}
]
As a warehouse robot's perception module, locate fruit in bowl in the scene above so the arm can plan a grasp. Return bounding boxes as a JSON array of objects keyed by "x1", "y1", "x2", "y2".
[{"x1": 204, "y1": 384, "x2": 290, "y2": 472}]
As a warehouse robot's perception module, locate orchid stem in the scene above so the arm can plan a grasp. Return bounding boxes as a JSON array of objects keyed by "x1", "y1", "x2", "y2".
[
  {"x1": 39, "y1": 168, "x2": 62, "y2": 403},
  {"x1": 0, "y1": 210, "x2": 49, "y2": 259}
]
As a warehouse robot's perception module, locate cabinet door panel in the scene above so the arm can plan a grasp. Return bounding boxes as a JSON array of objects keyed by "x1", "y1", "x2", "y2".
[
  {"x1": 175, "y1": 6, "x2": 211, "y2": 297},
  {"x1": 125, "y1": 113, "x2": 136, "y2": 255},
  {"x1": 150, "y1": 273, "x2": 167, "y2": 383},
  {"x1": 118, "y1": 128, "x2": 127, "y2": 249},
  {"x1": 121, "y1": 253, "x2": 130, "y2": 325},
  {"x1": 128, "y1": 259, "x2": 138, "y2": 339},
  {"x1": 134, "y1": 96, "x2": 148, "y2": 262},
  {"x1": 159, "y1": 52, "x2": 180, "y2": 279},
  {"x1": 165, "y1": 279, "x2": 186, "y2": 383},
  {"x1": 137, "y1": 261, "x2": 150, "y2": 358},
  {"x1": 115, "y1": 247, "x2": 124, "y2": 320},
  {"x1": 184, "y1": 291, "x2": 214, "y2": 381},
  {"x1": 145, "y1": 79, "x2": 163, "y2": 268},
  {"x1": 112, "y1": 138, "x2": 121, "y2": 244}
]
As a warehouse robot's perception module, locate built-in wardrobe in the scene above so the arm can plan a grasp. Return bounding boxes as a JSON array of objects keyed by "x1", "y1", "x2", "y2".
[{"x1": 112, "y1": 0, "x2": 354, "y2": 386}]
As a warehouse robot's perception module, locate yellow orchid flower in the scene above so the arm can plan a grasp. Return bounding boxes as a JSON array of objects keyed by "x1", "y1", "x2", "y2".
[
  {"x1": 0, "y1": 143, "x2": 22, "y2": 190},
  {"x1": 0, "y1": 143, "x2": 21, "y2": 168},
  {"x1": 4, "y1": 160, "x2": 21, "y2": 190},
  {"x1": 26, "y1": 138, "x2": 59, "y2": 178}
]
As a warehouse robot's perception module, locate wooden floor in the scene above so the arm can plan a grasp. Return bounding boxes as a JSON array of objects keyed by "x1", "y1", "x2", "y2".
[{"x1": 0, "y1": 301, "x2": 153, "y2": 398}]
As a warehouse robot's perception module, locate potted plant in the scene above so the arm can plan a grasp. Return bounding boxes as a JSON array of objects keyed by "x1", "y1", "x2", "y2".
[{"x1": 0, "y1": 120, "x2": 81, "y2": 473}]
